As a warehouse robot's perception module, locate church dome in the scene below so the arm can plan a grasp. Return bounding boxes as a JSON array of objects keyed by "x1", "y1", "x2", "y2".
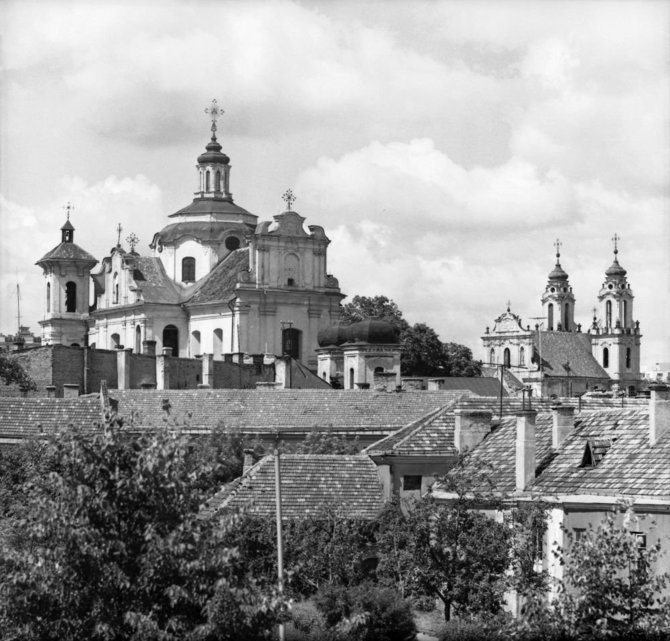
[
  {"x1": 318, "y1": 319, "x2": 400, "y2": 347},
  {"x1": 197, "y1": 138, "x2": 230, "y2": 165},
  {"x1": 605, "y1": 257, "x2": 627, "y2": 278},
  {"x1": 548, "y1": 262, "x2": 569, "y2": 281}
]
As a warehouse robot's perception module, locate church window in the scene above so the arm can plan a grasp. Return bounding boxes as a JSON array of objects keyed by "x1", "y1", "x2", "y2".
[
  {"x1": 190, "y1": 330, "x2": 201, "y2": 356},
  {"x1": 503, "y1": 348, "x2": 511, "y2": 368},
  {"x1": 213, "y1": 328, "x2": 223, "y2": 358},
  {"x1": 622, "y1": 300, "x2": 628, "y2": 324},
  {"x1": 606, "y1": 301, "x2": 612, "y2": 327},
  {"x1": 182, "y1": 257, "x2": 196, "y2": 282},
  {"x1": 519, "y1": 347, "x2": 525, "y2": 366},
  {"x1": 113, "y1": 272, "x2": 119, "y2": 304},
  {"x1": 205, "y1": 171, "x2": 210, "y2": 192},
  {"x1": 349, "y1": 367, "x2": 355, "y2": 390},
  {"x1": 374, "y1": 366, "x2": 385, "y2": 374},
  {"x1": 65, "y1": 282, "x2": 77, "y2": 312},
  {"x1": 135, "y1": 325, "x2": 141, "y2": 353},
  {"x1": 626, "y1": 347, "x2": 631, "y2": 369},
  {"x1": 162, "y1": 325, "x2": 179, "y2": 356},
  {"x1": 490, "y1": 348, "x2": 495, "y2": 364},
  {"x1": 547, "y1": 303, "x2": 554, "y2": 331},
  {"x1": 46, "y1": 283, "x2": 51, "y2": 313},
  {"x1": 111, "y1": 333, "x2": 120, "y2": 349},
  {"x1": 225, "y1": 236, "x2": 240, "y2": 251},
  {"x1": 284, "y1": 253, "x2": 299, "y2": 286},
  {"x1": 282, "y1": 327, "x2": 301, "y2": 360},
  {"x1": 564, "y1": 303, "x2": 570, "y2": 331},
  {"x1": 603, "y1": 347, "x2": 609, "y2": 368},
  {"x1": 215, "y1": 170, "x2": 221, "y2": 192}
]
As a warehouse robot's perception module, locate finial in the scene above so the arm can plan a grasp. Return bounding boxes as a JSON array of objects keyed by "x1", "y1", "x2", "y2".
[
  {"x1": 63, "y1": 202, "x2": 74, "y2": 221},
  {"x1": 506, "y1": 300, "x2": 511, "y2": 312},
  {"x1": 116, "y1": 223, "x2": 123, "y2": 247},
  {"x1": 612, "y1": 232, "x2": 620, "y2": 256},
  {"x1": 282, "y1": 189, "x2": 296, "y2": 211},
  {"x1": 204, "y1": 98, "x2": 223, "y2": 141},
  {"x1": 126, "y1": 232, "x2": 139, "y2": 253},
  {"x1": 554, "y1": 238, "x2": 562, "y2": 262},
  {"x1": 592, "y1": 306, "x2": 597, "y2": 320}
]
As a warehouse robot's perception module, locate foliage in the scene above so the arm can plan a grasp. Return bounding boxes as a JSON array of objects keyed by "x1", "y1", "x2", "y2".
[
  {"x1": 0, "y1": 421, "x2": 284, "y2": 640},
  {"x1": 0, "y1": 352, "x2": 37, "y2": 392},
  {"x1": 313, "y1": 582, "x2": 417, "y2": 641},
  {"x1": 290, "y1": 431, "x2": 362, "y2": 455},
  {"x1": 340, "y1": 295, "x2": 481, "y2": 377}
]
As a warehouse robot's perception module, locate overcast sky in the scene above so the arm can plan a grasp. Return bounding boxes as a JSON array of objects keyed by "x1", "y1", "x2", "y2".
[{"x1": 1, "y1": 0, "x2": 668, "y2": 367}]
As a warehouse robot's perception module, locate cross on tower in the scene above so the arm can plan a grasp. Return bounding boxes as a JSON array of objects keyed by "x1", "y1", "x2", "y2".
[
  {"x1": 554, "y1": 238, "x2": 562, "y2": 260},
  {"x1": 612, "y1": 232, "x2": 620, "y2": 255},
  {"x1": 116, "y1": 223, "x2": 123, "y2": 247},
  {"x1": 63, "y1": 202, "x2": 74, "y2": 220},
  {"x1": 282, "y1": 189, "x2": 296, "y2": 211},
  {"x1": 204, "y1": 99, "x2": 223, "y2": 139},
  {"x1": 126, "y1": 232, "x2": 139, "y2": 253},
  {"x1": 506, "y1": 300, "x2": 511, "y2": 312}
]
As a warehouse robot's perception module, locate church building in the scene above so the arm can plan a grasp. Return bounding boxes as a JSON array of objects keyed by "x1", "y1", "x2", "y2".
[
  {"x1": 36, "y1": 102, "x2": 344, "y2": 369},
  {"x1": 482, "y1": 239, "x2": 642, "y2": 397}
]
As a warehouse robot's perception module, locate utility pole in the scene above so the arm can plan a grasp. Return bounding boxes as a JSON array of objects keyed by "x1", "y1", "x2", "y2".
[{"x1": 274, "y1": 436, "x2": 285, "y2": 641}]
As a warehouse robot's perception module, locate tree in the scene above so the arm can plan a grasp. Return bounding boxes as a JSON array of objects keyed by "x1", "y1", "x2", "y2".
[
  {"x1": 0, "y1": 352, "x2": 37, "y2": 392},
  {"x1": 0, "y1": 421, "x2": 284, "y2": 640},
  {"x1": 340, "y1": 295, "x2": 481, "y2": 377}
]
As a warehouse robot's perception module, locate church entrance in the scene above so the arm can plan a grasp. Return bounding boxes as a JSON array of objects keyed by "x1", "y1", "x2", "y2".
[{"x1": 163, "y1": 325, "x2": 179, "y2": 356}]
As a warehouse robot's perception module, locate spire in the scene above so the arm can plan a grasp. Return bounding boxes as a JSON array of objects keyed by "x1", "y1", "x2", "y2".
[{"x1": 548, "y1": 238, "x2": 568, "y2": 281}]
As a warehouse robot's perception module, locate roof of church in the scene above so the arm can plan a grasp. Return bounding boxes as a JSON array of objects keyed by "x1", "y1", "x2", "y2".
[
  {"x1": 152, "y1": 221, "x2": 253, "y2": 246},
  {"x1": 533, "y1": 332, "x2": 609, "y2": 379},
  {"x1": 129, "y1": 256, "x2": 186, "y2": 304},
  {"x1": 36, "y1": 242, "x2": 98, "y2": 265},
  {"x1": 109, "y1": 389, "x2": 469, "y2": 434},
  {"x1": 605, "y1": 256, "x2": 627, "y2": 278},
  {"x1": 169, "y1": 197, "x2": 255, "y2": 220},
  {"x1": 185, "y1": 248, "x2": 250, "y2": 305},
  {"x1": 201, "y1": 454, "x2": 385, "y2": 520}
]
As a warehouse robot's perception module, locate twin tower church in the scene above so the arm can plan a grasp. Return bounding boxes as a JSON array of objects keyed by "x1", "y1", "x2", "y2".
[{"x1": 35, "y1": 102, "x2": 643, "y2": 393}]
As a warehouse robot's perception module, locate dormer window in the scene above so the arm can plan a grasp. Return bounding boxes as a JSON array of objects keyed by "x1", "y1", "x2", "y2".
[
  {"x1": 580, "y1": 439, "x2": 611, "y2": 467},
  {"x1": 182, "y1": 257, "x2": 196, "y2": 282}
]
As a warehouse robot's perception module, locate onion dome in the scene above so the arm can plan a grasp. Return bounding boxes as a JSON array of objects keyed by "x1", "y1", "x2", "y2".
[
  {"x1": 318, "y1": 319, "x2": 400, "y2": 347},
  {"x1": 197, "y1": 137, "x2": 230, "y2": 165},
  {"x1": 317, "y1": 324, "x2": 349, "y2": 347},
  {"x1": 548, "y1": 239, "x2": 569, "y2": 281}
]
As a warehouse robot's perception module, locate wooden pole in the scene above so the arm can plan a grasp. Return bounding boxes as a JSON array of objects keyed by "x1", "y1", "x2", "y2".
[{"x1": 274, "y1": 444, "x2": 285, "y2": 641}]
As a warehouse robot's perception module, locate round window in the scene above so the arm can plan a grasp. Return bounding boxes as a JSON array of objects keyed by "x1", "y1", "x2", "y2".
[
  {"x1": 608, "y1": 284, "x2": 613, "y2": 289},
  {"x1": 550, "y1": 287, "x2": 555, "y2": 293},
  {"x1": 225, "y1": 236, "x2": 241, "y2": 251}
]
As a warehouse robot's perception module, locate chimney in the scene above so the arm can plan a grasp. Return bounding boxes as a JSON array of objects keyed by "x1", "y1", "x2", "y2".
[
  {"x1": 551, "y1": 404, "x2": 575, "y2": 449},
  {"x1": 46, "y1": 385, "x2": 57, "y2": 398},
  {"x1": 649, "y1": 384, "x2": 670, "y2": 446},
  {"x1": 243, "y1": 449, "x2": 256, "y2": 474},
  {"x1": 63, "y1": 383, "x2": 80, "y2": 398},
  {"x1": 516, "y1": 410, "x2": 537, "y2": 491},
  {"x1": 454, "y1": 409, "x2": 493, "y2": 452}
]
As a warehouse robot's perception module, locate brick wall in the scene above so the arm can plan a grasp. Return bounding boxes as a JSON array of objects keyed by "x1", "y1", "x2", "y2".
[
  {"x1": 129, "y1": 354, "x2": 156, "y2": 388},
  {"x1": 88, "y1": 349, "x2": 118, "y2": 392},
  {"x1": 168, "y1": 357, "x2": 202, "y2": 389},
  {"x1": 213, "y1": 360, "x2": 275, "y2": 389}
]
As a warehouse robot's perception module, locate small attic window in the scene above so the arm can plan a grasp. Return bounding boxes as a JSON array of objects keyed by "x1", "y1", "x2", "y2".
[
  {"x1": 403, "y1": 475, "x2": 422, "y2": 491},
  {"x1": 580, "y1": 439, "x2": 612, "y2": 467}
]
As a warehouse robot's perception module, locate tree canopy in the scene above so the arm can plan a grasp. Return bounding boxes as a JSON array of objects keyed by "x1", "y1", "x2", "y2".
[
  {"x1": 0, "y1": 352, "x2": 37, "y2": 392},
  {"x1": 340, "y1": 295, "x2": 481, "y2": 377}
]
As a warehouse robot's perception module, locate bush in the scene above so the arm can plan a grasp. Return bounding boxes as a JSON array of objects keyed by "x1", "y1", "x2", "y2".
[{"x1": 314, "y1": 582, "x2": 416, "y2": 641}]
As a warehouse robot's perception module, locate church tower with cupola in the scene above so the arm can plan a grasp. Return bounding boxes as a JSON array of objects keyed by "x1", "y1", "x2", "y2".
[
  {"x1": 541, "y1": 239, "x2": 576, "y2": 332},
  {"x1": 36, "y1": 205, "x2": 98, "y2": 346},
  {"x1": 590, "y1": 234, "x2": 642, "y2": 392}
]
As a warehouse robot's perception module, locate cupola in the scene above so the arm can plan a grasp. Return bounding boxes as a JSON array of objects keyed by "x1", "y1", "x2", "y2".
[
  {"x1": 196, "y1": 99, "x2": 233, "y2": 201},
  {"x1": 541, "y1": 239, "x2": 575, "y2": 331}
]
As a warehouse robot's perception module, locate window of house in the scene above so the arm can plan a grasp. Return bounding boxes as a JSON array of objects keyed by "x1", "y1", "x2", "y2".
[
  {"x1": 603, "y1": 347, "x2": 609, "y2": 368},
  {"x1": 632, "y1": 532, "x2": 647, "y2": 549},
  {"x1": 182, "y1": 257, "x2": 196, "y2": 282},
  {"x1": 573, "y1": 527, "x2": 586, "y2": 543},
  {"x1": 403, "y1": 475, "x2": 422, "y2": 491},
  {"x1": 65, "y1": 282, "x2": 77, "y2": 312}
]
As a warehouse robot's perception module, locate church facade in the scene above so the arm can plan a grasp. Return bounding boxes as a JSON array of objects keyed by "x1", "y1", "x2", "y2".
[
  {"x1": 36, "y1": 103, "x2": 344, "y2": 369},
  {"x1": 482, "y1": 240, "x2": 642, "y2": 397}
]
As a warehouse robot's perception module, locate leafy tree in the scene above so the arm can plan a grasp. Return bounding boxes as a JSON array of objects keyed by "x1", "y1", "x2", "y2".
[
  {"x1": 291, "y1": 431, "x2": 362, "y2": 455},
  {"x1": 0, "y1": 352, "x2": 37, "y2": 392},
  {"x1": 340, "y1": 295, "x2": 481, "y2": 377},
  {"x1": 0, "y1": 421, "x2": 284, "y2": 640}
]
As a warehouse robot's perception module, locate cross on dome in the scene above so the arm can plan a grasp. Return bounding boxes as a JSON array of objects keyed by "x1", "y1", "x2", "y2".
[
  {"x1": 63, "y1": 202, "x2": 74, "y2": 220},
  {"x1": 554, "y1": 238, "x2": 562, "y2": 261},
  {"x1": 205, "y1": 99, "x2": 223, "y2": 141},
  {"x1": 612, "y1": 232, "x2": 620, "y2": 256},
  {"x1": 282, "y1": 189, "x2": 296, "y2": 211},
  {"x1": 116, "y1": 223, "x2": 123, "y2": 247},
  {"x1": 126, "y1": 232, "x2": 139, "y2": 253}
]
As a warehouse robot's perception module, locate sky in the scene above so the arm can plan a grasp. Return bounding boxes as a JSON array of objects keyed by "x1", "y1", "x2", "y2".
[{"x1": 1, "y1": 0, "x2": 668, "y2": 368}]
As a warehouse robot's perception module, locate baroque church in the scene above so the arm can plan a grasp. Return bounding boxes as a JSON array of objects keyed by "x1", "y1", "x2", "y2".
[
  {"x1": 36, "y1": 102, "x2": 344, "y2": 370},
  {"x1": 482, "y1": 239, "x2": 642, "y2": 397}
]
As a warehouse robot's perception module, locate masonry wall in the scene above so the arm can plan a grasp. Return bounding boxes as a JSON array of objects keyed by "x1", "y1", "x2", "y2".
[
  {"x1": 0, "y1": 347, "x2": 53, "y2": 396},
  {"x1": 167, "y1": 357, "x2": 203, "y2": 389},
  {"x1": 128, "y1": 354, "x2": 157, "y2": 388},
  {"x1": 87, "y1": 349, "x2": 118, "y2": 392},
  {"x1": 212, "y1": 359, "x2": 275, "y2": 389}
]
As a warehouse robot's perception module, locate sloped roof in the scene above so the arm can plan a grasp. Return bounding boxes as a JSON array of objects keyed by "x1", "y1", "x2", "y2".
[
  {"x1": 0, "y1": 397, "x2": 103, "y2": 439},
  {"x1": 170, "y1": 197, "x2": 255, "y2": 219},
  {"x1": 533, "y1": 332, "x2": 608, "y2": 379},
  {"x1": 129, "y1": 256, "x2": 186, "y2": 304},
  {"x1": 152, "y1": 221, "x2": 253, "y2": 245},
  {"x1": 201, "y1": 454, "x2": 385, "y2": 520},
  {"x1": 36, "y1": 242, "x2": 98, "y2": 265},
  {"x1": 434, "y1": 377, "x2": 503, "y2": 396},
  {"x1": 185, "y1": 248, "x2": 249, "y2": 305},
  {"x1": 110, "y1": 389, "x2": 469, "y2": 434}
]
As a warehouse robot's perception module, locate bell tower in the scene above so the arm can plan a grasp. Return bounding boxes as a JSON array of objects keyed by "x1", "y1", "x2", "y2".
[
  {"x1": 590, "y1": 234, "x2": 642, "y2": 392},
  {"x1": 36, "y1": 204, "x2": 98, "y2": 346},
  {"x1": 540, "y1": 239, "x2": 575, "y2": 331}
]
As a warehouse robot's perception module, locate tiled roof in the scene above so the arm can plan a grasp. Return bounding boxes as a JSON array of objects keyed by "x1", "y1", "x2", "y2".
[
  {"x1": 170, "y1": 197, "x2": 255, "y2": 220},
  {"x1": 185, "y1": 249, "x2": 250, "y2": 305},
  {"x1": 201, "y1": 454, "x2": 385, "y2": 520},
  {"x1": 110, "y1": 389, "x2": 469, "y2": 434},
  {"x1": 129, "y1": 256, "x2": 185, "y2": 304},
  {"x1": 533, "y1": 332, "x2": 608, "y2": 379},
  {"x1": 433, "y1": 377, "x2": 503, "y2": 396},
  {"x1": 0, "y1": 397, "x2": 103, "y2": 438},
  {"x1": 36, "y1": 242, "x2": 98, "y2": 265},
  {"x1": 152, "y1": 221, "x2": 253, "y2": 245}
]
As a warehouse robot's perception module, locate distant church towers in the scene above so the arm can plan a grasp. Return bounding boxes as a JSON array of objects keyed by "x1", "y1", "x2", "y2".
[
  {"x1": 35, "y1": 204, "x2": 98, "y2": 346},
  {"x1": 541, "y1": 239, "x2": 575, "y2": 332}
]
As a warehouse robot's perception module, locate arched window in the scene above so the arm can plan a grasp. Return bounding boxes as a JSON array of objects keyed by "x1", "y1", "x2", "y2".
[
  {"x1": 519, "y1": 346, "x2": 525, "y2": 366},
  {"x1": 111, "y1": 333, "x2": 120, "y2": 348},
  {"x1": 603, "y1": 347, "x2": 609, "y2": 368},
  {"x1": 349, "y1": 367, "x2": 355, "y2": 390},
  {"x1": 503, "y1": 348, "x2": 511, "y2": 368},
  {"x1": 182, "y1": 257, "x2": 196, "y2": 282},
  {"x1": 213, "y1": 328, "x2": 223, "y2": 358},
  {"x1": 282, "y1": 327, "x2": 301, "y2": 360},
  {"x1": 65, "y1": 282, "x2": 77, "y2": 313},
  {"x1": 113, "y1": 272, "x2": 119, "y2": 304},
  {"x1": 564, "y1": 303, "x2": 570, "y2": 331},
  {"x1": 162, "y1": 325, "x2": 179, "y2": 356},
  {"x1": 374, "y1": 366, "x2": 385, "y2": 374},
  {"x1": 46, "y1": 282, "x2": 51, "y2": 313},
  {"x1": 135, "y1": 325, "x2": 142, "y2": 353},
  {"x1": 547, "y1": 303, "x2": 554, "y2": 331},
  {"x1": 626, "y1": 347, "x2": 631, "y2": 369},
  {"x1": 606, "y1": 301, "x2": 612, "y2": 328},
  {"x1": 215, "y1": 170, "x2": 221, "y2": 192},
  {"x1": 190, "y1": 330, "x2": 201, "y2": 356},
  {"x1": 622, "y1": 300, "x2": 628, "y2": 325},
  {"x1": 490, "y1": 348, "x2": 495, "y2": 364}
]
